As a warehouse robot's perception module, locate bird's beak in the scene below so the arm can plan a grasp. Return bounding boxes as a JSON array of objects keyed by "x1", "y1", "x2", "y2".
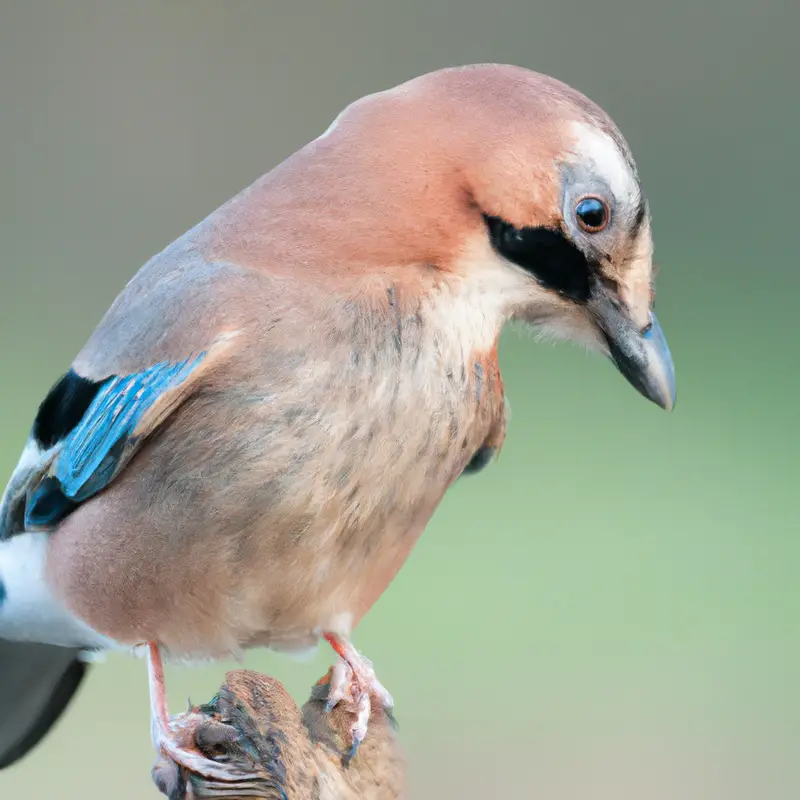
[{"x1": 589, "y1": 287, "x2": 677, "y2": 411}]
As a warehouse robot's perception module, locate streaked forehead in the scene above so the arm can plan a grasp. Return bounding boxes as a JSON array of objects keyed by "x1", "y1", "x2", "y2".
[{"x1": 568, "y1": 120, "x2": 641, "y2": 207}]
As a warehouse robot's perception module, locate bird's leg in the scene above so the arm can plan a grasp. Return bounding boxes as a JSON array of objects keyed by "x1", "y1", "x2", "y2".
[
  {"x1": 146, "y1": 641, "x2": 250, "y2": 782},
  {"x1": 323, "y1": 633, "x2": 394, "y2": 762}
]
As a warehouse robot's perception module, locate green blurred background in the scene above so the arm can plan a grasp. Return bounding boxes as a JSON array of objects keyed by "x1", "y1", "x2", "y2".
[{"x1": 1, "y1": 1, "x2": 798, "y2": 797}]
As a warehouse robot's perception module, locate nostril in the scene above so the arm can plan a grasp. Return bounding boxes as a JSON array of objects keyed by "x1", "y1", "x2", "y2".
[{"x1": 642, "y1": 321, "x2": 653, "y2": 336}]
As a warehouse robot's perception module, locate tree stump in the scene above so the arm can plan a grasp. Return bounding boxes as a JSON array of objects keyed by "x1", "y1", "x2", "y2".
[{"x1": 151, "y1": 669, "x2": 405, "y2": 799}]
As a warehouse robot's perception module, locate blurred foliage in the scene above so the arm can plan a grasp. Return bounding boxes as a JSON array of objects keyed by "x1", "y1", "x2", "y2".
[{"x1": 0, "y1": 1, "x2": 797, "y2": 797}]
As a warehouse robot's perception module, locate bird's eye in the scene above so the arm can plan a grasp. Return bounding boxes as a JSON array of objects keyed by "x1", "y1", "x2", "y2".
[{"x1": 575, "y1": 197, "x2": 610, "y2": 233}]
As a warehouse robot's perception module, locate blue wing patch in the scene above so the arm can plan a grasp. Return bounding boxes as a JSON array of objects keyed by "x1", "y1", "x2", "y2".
[{"x1": 25, "y1": 354, "x2": 205, "y2": 528}]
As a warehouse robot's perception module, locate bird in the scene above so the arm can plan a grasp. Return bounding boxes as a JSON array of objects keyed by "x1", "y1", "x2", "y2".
[{"x1": 0, "y1": 63, "x2": 675, "y2": 779}]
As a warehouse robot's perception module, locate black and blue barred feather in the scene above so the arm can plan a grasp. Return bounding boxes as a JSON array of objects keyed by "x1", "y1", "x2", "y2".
[{"x1": 24, "y1": 354, "x2": 205, "y2": 529}]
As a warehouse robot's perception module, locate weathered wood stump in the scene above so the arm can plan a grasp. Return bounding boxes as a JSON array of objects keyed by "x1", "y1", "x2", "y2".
[{"x1": 152, "y1": 669, "x2": 404, "y2": 799}]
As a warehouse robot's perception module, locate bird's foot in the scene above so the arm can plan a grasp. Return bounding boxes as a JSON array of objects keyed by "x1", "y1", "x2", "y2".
[
  {"x1": 146, "y1": 641, "x2": 252, "y2": 785},
  {"x1": 323, "y1": 633, "x2": 394, "y2": 763},
  {"x1": 151, "y1": 710, "x2": 254, "y2": 785}
]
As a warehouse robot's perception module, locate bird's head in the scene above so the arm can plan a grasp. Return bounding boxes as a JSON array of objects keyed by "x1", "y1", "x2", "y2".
[
  {"x1": 235, "y1": 64, "x2": 676, "y2": 410},
  {"x1": 458, "y1": 68, "x2": 677, "y2": 412}
]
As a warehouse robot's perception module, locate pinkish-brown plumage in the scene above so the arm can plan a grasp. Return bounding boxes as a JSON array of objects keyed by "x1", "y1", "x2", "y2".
[
  {"x1": 0, "y1": 64, "x2": 676, "y2": 776},
  {"x1": 50, "y1": 260, "x2": 508, "y2": 657}
]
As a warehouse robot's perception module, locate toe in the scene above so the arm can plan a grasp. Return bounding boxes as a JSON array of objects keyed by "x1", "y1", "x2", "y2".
[
  {"x1": 325, "y1": 659, "x2": 354, "y2": 712},
  {"x1": 155, "y1": 721, "x2": 253, "y2": 783},
  {"x1": 371, "y1": 679, "x2": 394, "y2": 710},
  {"x1": 344, "y1": 692, "x2": 371, "y2": 765}
]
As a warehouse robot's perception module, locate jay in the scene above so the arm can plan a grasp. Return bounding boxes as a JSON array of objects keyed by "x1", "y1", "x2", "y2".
[{"x1": 0, "y1": 64, "x2": 675, "y2": 778}]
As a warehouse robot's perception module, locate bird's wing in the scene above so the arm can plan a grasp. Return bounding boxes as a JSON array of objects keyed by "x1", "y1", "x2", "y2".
[
  {"x1": 0, "y1": 641, "x2": 87, "y2": 769},
  {"x1": 0, "y1": 254, "x2": 250, "y2": 541},
  {"x1": 0, "y1": 353, "x2": 220, "y2": 539},
  {"x1": 44, "y1": 355, "x2": 207, "y2": 505}
]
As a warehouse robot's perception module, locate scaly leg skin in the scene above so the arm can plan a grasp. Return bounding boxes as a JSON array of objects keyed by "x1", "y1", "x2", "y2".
[
  {"x1": 147, "y1": 642, "x2": 250, "y2": 783},
  {"x1": 323, "y1": 633, "x2": 394, "y2": 763}
]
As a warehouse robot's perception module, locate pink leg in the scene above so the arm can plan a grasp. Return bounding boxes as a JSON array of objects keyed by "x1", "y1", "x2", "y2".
[
  {"x1": 146, "y1": 642, "x2": 171, "y2": 735},
  {"x1": 323, "y1": 633, "x2": 394, "y2": 761},
  {"x1": 146, "y1": 642, "x2": 250, "y2": 782}
]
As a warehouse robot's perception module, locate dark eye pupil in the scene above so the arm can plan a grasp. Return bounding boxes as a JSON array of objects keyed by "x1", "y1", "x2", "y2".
[{"x1": 576, "y1": 198, "x2": 607, "y2": 230}]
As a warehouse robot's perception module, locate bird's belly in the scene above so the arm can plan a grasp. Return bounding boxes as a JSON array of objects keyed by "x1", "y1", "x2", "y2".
[
  {"x1": 46, "y1": 464, "x2": 451, "y2": 658},
  {"x1": 45, "y1": 349, "x2": 503, "y2": 658},
  {"x1": 236, "y1": 497, "x2": 439, "y2": 656}
]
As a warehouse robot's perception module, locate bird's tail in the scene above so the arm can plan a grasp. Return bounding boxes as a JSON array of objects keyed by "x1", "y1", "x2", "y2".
[{"x1": 0, "y1": 640, "x2": 88, "y2": 769}]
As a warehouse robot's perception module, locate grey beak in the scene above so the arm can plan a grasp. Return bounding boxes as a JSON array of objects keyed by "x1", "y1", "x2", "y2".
[{"x1": 591, "y1": 291, "x2": 677, "y2": 411}]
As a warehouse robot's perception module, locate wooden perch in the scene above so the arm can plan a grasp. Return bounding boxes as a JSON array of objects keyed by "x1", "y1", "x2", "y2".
[{"x1": 151, "y1": 669, "x2": 405, "y2": 799}]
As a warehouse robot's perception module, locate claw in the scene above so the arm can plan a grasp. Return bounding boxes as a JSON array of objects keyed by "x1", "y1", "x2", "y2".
[
  {"x1": 156, "y1": 721, "x2": 247, "y2": 782},
  {"x1": 322, "y1": 633, "x2": 394, "y2": 761},
  {"x1": 324, "y1": 658, "x2": 353, "y2": 712},
  {"x1": 147, "y1": 642, "x2": 251, "y2": 783},
  {"x1": 343, "y1": 738, "x2": 361, "y2": 767}
]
